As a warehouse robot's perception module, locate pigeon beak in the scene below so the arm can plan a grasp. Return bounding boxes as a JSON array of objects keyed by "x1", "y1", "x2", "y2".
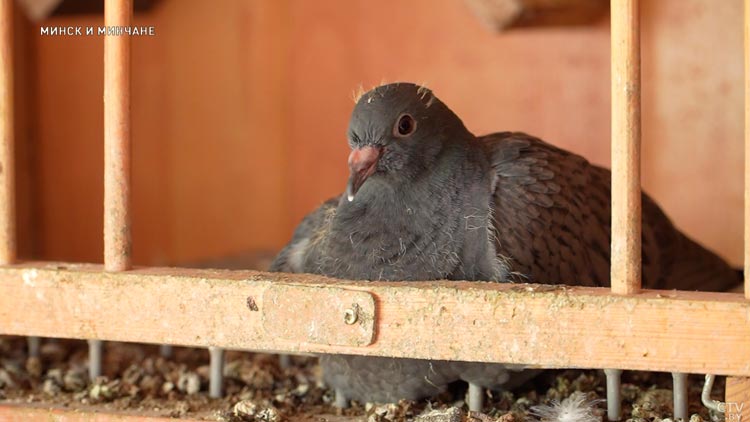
[{"x1": 346, "y1": 146, "x2": 382, "y2": 201}]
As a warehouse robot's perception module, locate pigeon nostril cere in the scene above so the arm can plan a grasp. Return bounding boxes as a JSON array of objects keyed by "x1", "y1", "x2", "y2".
[{"x1": 348, "y1": 146, "x2": 381, "y2": 172}]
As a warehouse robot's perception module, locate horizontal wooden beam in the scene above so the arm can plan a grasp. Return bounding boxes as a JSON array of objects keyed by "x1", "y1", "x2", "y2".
[
  {"x1": 1, "y1": 262, "x2": 749, "y2": 376},
  {"x1": 0, "y1": 404, "x2": 354, "y2": 422},
  {"x1": 0, "y1": 404, "x2": 200, "y2": 422}
]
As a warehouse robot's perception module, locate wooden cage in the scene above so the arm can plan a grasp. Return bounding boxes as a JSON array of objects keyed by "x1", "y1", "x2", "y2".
[{"x1": 0, "y1": 0, "x2": 749, "y2": 420}]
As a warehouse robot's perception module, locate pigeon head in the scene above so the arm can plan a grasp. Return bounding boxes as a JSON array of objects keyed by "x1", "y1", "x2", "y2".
[{"x1": 345, "y1": 83, "x2": 471, "y2": 201}]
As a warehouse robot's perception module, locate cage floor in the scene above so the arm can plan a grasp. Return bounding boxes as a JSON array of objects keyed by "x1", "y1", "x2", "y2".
[{"x1": 0, "y1": 336, "x2": 718, "y2": 421}]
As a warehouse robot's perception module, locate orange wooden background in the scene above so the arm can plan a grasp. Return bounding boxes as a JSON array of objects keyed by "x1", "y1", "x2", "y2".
[{"x1": 11, "y1": 0, "x2": 746, "y2": 269}]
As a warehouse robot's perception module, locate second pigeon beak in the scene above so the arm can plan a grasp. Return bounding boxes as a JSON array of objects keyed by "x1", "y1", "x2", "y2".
[{"x1": 346, "y1": 146, "x2": 382, "y2": 202}]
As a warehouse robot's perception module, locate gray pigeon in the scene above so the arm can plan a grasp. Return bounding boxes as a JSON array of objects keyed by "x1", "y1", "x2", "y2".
[{"x1": 270, "y1": 82, "x2": 739, "y2": 405}]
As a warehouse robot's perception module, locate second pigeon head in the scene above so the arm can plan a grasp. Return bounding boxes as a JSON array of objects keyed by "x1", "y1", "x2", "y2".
[{"x1": 345, "y1": 83, "x2": 471, "y2": 201}]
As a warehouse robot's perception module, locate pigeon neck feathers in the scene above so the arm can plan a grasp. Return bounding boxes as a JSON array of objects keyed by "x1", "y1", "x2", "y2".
[{"x1": 313, "y1": 139, "x2": 507, "y2": 282}]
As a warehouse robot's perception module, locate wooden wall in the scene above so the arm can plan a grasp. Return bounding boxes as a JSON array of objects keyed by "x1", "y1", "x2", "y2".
[
  {"x1": 13, "y1": 0, "x2": 746, "y2": 268},
  {"x1": 23, "y1": 1, "x2": 290, "y2": 265}
]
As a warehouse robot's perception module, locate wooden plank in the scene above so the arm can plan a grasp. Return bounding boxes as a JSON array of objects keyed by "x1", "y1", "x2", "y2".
[
  {"x1": 0, "y1": 263, "x2": 749, "y2": 375},
  {"x1": 610, "y1": 0, "x2": 642, "y2": 295},
  {"x1": 0, "y1": 404, "x2": 202, "y2": 422},
  {"x1": 0, "y1": 403, "x2": 358, "y2": 422},
  {"x1": 0, "y1": 0, "x2": 15, "y2": 265},
  {"x1": 103, "y1": 0, "x2": 132, "y2": 272},
  {"x1": 718, "y1": 6, "x2": 750, "y2": 421},
  {"x1": 262, "y1": 284, "x2": 376, "y2": 347},
  {"x1": 464, "y1": 0, "x2": 608, "y2": 31},
  {"x1": 726, "y1": 377, "x2": 750, "y2": 421}
]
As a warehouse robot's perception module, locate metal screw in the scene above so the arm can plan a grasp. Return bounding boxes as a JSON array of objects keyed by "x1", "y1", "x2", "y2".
[{"x1": 344, "y1": 304, "x2": 359, "y2": 325}]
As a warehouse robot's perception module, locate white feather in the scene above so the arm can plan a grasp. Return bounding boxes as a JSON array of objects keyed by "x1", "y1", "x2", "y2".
[{"x1": 528, "y1": 392, "x2": 603, "y2": 422}]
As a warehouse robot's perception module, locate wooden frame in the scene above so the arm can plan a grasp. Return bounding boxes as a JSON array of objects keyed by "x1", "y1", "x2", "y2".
[
  {"x1": 1, "y1": 0, "x2": 749, "y2": 419},
  {"x1": 725, "y1": 0, "x2": 750, "y2": 419},
  {"x1": 0, "y1": 404, "x2": 200, "y2": 422},
  {"x1": 103, "y1": 0, "x2": 132, "y2": 274},
  {"x1": 0, "y1": 0, "x2": 15, "y2": 266},
  {"x1": 1, "y1": 263, "x2": 750, "y2": 375},
  {"x1": 610, "y1": 0, "x2": 641, "y2": 296}
]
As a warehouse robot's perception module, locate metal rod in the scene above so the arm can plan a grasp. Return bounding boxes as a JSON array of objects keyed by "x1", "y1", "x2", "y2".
[
  {"x1": 104, "y1": 0, "x2": 132, "y2": 272},
  {"x1": 672, "y1": 372, "x2": 688, "y2": 421},
  {"x1": 0, "y1": 0, "x2": 15, "y2": 266},
  {"x1": 744, "y1": 0, "x2": 750, "y2": 299},
  {"x1": 279, "y1": 354, "x2": 291, "y2": 369},
  {"x1": 159, "y1": 344, "x2": 173, "y2": 358},
  {"x1": 88, "y1": 339, "x2": 103, "y2": 380},
  {"x1": 604, "y1": 368, "x2": 623, "y2": 421},
  {"x1": 334, "y1": 388, "x2": 349, "y2": 409},
  {"x1": 27, "y1": 336, "x2": 40, "y2": 358},
  {"x1": 468, "y1": 382, "x2": 484, "y2": 412},
  {"x1": 87, "y1": 339, "x2": 103, "y2": 378},
  {"x1": 701, "y1": 374, "x2": 725, "y2": 414},
  {"x1": 208, "y1": 347, "x2": 224, "y2": 398},
  {"x1": 610, "y1": 0, "x2": 642, "y2": 295}
]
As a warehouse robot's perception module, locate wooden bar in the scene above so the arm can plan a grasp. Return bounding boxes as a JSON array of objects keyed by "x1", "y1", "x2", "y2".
[
  {"x1": 1, "y1": 263, "x2": 749, "y2": 375},
  {"x1": 610, "y1": 0, "x2": 642, "y2": 295},
  {"x1": 744, "y1": 0, "x2": 750, "y2": 299},
  {"x1": 0, "y1": 0, "x2": 15, "y2": 265},
  {"x1": 104, "y1": 0, "x2": 132, "y2": 272},
  {"x1": 0, "y1": 404, "x2": 353, "y2": 422},
  {"x1": 725, "y1": 377, "x2": 750, "y2": 421},
  {"x1": 0, "y1": 404, "x2": 204, "y2": 422},
  {"x1": 729, "y1": 6, "x2": 750, "y2": 420}
]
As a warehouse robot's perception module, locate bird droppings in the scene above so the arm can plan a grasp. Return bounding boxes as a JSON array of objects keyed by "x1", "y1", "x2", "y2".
[
  {"x1": 0, "y1": 336, "x2": 720, "y2": 421},
  {"x1": 89, "y1": 377, "x2": 119, "y2": 401},
  {"x1": 178, "y1": 371, "x2": 202, "y2": 395},
  {"x1": 21, "y1": 268, "x2": 38, "y2": 287},
  {"x1": 232, "y1": 400, "x2": 282, "y2": 422},
  {"x1": 413, "y1": 406, "x2": 462, "y2": 422}
]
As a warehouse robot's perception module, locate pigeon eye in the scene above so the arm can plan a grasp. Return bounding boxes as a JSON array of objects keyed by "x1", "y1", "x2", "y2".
[{"x1": 394, "y1": 114, "x2": 416, "y2": 137}]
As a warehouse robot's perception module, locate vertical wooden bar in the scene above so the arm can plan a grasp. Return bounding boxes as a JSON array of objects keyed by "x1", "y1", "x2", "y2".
[
  {"x1": 726, "y1": 377, "x2": 750, "y2": 421},
  {"x1": 610, "y1": 0, "x2": 641, "y2": 295},
  {"x1": 729, "y1": 2, "x2": 750, "y2": 418},
  {"x1": 744, "y1": 0, "x2": 750, "y2": 299},
  {"x1": 0, "y1": 0, "x2": 15, "y2": 266},
  {"x1": 95, "y1": 0, "x2": 132, "y2": 380},
  {"x1": 104, "y1": 0, "x2": 132, "y2": 272},
  {"x1": 725, "y1": 1, "x2": 749, "y2": 418}
]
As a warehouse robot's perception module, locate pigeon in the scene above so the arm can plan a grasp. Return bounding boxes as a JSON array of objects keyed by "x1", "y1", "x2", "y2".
[{"x1": 270, "y1": 82, "x2": 739, "y2": 405}]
